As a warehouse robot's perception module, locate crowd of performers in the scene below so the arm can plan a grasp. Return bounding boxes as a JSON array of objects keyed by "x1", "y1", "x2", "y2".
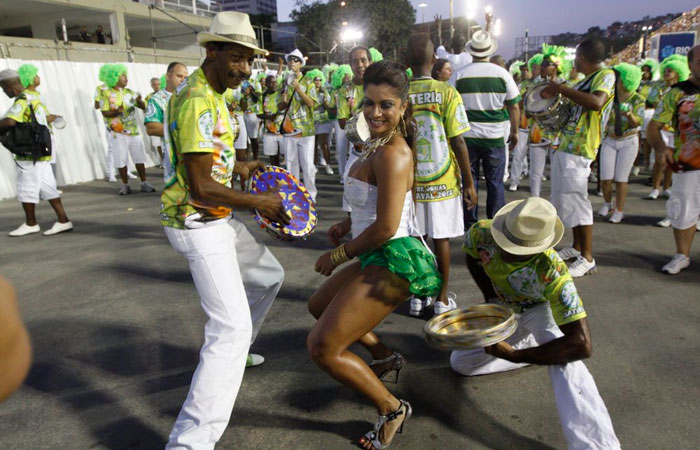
[{"x1": 1, "y1": 8, "x2": 699, "y2": 450}]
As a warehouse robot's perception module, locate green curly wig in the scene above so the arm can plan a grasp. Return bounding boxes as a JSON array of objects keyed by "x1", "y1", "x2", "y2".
[
  {"x1": 323, "y1": 63, "x2": 339, "y2": 82},
  {"x1": 369, "y1": 47, "x2": 383, "y2": 63},
  {"x1": 613, "y1": 63, "x2": 642, "y2": 92},
  {"x1": 660, "y1": 54, "x2": 690, "y2": 82},
  {"x1": 99, "y1": 64, "x2": 112, "y2": 83},
  {"x1": 331, "y1": 64, "x2": 353, "y2": 89},
  {"x1": 406, "y1": 67, "x2": 413, "y2": 79},
  {"x1": 105, "y1": 64, "x2": 128, "y2": 88},
  {"x1": 639, "y1": 58, "x2": 659, "y2": 78},
  {"x1": 509, "y1": 60, "x2": 525, "y2": 76},
  {"x1": 18, "y1": 64, "x2": 38, "y2": 88},
  {"x1": 303, "y1": 68, "x2": 325, "y2": 84},
  {"x1": 528, "y1": 53, "x2": 544, "y2": 72},
  {"x1": 542, "y1": 44, "x2": 566, "y2": 67},
  {"x1": 159, "y1": 74, "x2": 167, "y2": 90}
]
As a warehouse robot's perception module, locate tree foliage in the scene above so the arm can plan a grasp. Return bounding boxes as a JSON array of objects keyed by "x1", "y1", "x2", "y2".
[{"x1": 291, "y1": 0, "x2": 416, "y2": 63}]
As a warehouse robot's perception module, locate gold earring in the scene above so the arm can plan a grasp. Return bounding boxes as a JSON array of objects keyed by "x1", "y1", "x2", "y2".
[{"x1": 400, "y1": 116, "x2": 407, "y2": 136}]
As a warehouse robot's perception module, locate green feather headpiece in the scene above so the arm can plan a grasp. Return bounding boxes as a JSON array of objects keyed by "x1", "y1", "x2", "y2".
[
  {"x1": 509, "y1": 61, "x2": 525, "y2": 76},
  {"x1": 613, "y1": 63, "x2": 642, "y2": 92},
  {"x1": 99, "y1": 64, "x2": 112, "y2": 83},
  {"x1": 18, "y1": 64, "x2": 38, "y2": 88},
  {"x1": 639, "y1": 58, "x2": 659, "y2": 78},
  {"x1": 541, "y1": 44, "x2": 567, "y2": 70},
  {"x1": 331, "y1": 64, "x2": 353, "y2": 89},
  {"x1": 369, "y1": 47, "x2": 383, "y2": 63},
  {"x1": 528, "y1": 53, "x2": 544, "y2": 71},
  {"x1": 660, "y1": 54, "x2": 690, "y2": 82},
  {"x1": 105, "y1": 64, "x2": 127, "y2": 88}
]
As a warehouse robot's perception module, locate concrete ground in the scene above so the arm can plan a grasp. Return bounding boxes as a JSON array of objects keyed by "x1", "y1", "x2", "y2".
[{"x1": 0, "y1": 166, "x2": 698, "y2": 450}]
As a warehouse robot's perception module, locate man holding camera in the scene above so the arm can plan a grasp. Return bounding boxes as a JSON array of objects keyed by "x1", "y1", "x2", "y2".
[{"x1": 0, "y1": 68, "x2": 72, "y2": 237}]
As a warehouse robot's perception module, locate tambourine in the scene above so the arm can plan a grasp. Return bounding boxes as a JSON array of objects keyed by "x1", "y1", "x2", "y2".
[
  {"x1": 249, "y1": 166, "x2": 317, "y2": 241},
  {"x1": 344, "y1": 113, "x2": 370, "y2": 146},
  {"x1": 424, "y1": 304, "x2": 518, "y2": 350}
]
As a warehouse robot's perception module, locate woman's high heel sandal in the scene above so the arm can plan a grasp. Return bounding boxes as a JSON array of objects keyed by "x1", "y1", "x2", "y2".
[
  {"x1": 355, "y1": 399, "x2": 413, "y2": 449},
  {"x1": 369, "y1": 352, "x2": 405, "y2": 384}
]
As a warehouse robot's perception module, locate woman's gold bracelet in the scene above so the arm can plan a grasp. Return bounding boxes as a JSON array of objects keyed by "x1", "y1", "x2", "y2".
[{"x1": 330, "y1": 244, "x2": 351, "y2": 266}]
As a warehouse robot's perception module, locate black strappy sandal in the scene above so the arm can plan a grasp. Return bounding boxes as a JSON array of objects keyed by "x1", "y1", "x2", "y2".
[{"x1": 355, "y1": 399, "x2": 412, "y2": 449}]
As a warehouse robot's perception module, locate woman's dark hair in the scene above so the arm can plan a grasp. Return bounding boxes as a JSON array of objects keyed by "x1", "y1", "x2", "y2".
[
  {"x1": 431, "y1": 58, "x2": 449, "y2": 80},
  {"x1": 362, "y1": 60, "x2": 418, "y2": 174}
]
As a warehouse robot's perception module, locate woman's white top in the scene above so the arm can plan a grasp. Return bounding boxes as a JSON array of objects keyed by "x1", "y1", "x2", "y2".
[{"x1": 344, "y1": 176, "x2": 413, "y2": 239}]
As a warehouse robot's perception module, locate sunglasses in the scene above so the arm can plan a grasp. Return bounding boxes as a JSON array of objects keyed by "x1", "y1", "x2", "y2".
[{"x1": 288, "y1": 57, "x2": 302, "y2": 63}]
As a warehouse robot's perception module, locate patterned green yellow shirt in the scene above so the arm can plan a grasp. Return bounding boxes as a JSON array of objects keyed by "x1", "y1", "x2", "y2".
[
  {"x1": 337, "y1": 83, "x2": 364, "y2": 121},
  {"x1": 144, "y1": 89, "x2": 172, "y2": 124},
  {"x1": 281, "y1": 74, "x2": 317, "y2": 137},
  {"x1": 463, "y1": 220, "x2": 587, "y2": 326},
  {"x1": 312, "y1": 85, "x2": 330, "y2": 124},
  {"x1": 409, "y1": 77, "x2": 470, "y2": 202},
  {"x1": 639, "y1": 80, "x2": 664, "y2": 109},
  {"x1": 100, "y1": 87, "x2": 141, "y2": 136},
  {"x1": 556, "y1": 68, "x2": 615, "y2": 160},
  {"x1": 160, "y1": 67, "x2": 240, "y2": 229},
  {"x1": 605, "y1": 91, "x2": 646, "y2": 136},
  {"x1": 4, "y1": 90, "x2": 52, "y2": 161},
  {"x1": 653, "y1": 81, "x2": 700, "y2": 172}
]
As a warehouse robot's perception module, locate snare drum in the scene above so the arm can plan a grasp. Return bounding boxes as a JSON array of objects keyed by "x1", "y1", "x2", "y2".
[
  {"x1": 344, "y1": 113, "x2": 370, "y2": 147},
  {"x1": 424, "y1": 304, "x2": 518, "y2": 350},
  {"x1": 249, "y1": 166, "x2": 317, "y2": 241},
  {"x1": 524, "y1": 82, "x2": 571, "y2": 132}
]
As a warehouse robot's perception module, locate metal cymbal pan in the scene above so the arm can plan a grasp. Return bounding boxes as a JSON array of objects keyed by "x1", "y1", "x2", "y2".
[{"x1": 424, "y1": 304, "x2": 518, "y2": 350}]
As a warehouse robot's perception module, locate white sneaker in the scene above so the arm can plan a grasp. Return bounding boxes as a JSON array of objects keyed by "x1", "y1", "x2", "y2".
[
  {"x1": 107, "y1": 176, "x2": 117, "y2": 183},
  {"x1": 631, "y1": 166, "x2": 640, "y2": 176},
  {"x1": 589, "y1": 173, "x2": 598, "y2": 183},
  {"x1": 569, "y1": 256, "x2": 597, "y2": 277},
  {"x1": 508, "y1": 183, "x2": 518, "y2": 192},
  {"x1": 609, "y1": 210, "x2": 624, "y2": 223},
  {"x1": 503, "y1": 173, "x2": 510, "y2": 183},
  {"x1": 245, "y1": 353, "x2": 265, "y2": 367},
  {"x1": 662, "y1": 189, "x2": 672, "y2": 199},
  {"x1": 409, "y1": 296, "x2": 428, "y2": 317},
  {"x1": 433, "y1": 293, "x2": 458, "y2": 316},
  {"x1": 140, "y1": 181, "x2": 156, "y2": 193},
  {"x1": 542, "y1": 175, "x2": 547, "y2": 181},
  {"x1": 557, "y1": 247, "x2": 581, "y2": 261},
  {"x1": 324, "y1": 163, "x2": 334, "y2": 175},
  {"x1": 646, "y1": 189, "x2": 659, "y2": 200},
  {"x1": 9, "y1": 223, "x2": 40, "y2": 237},
  {"x1": 662, "y1": 254, "x2": 690, "y2": 275},
  {"x1": 598, "y1": 203, "x2": 612, "y2": 217},
  {"x1": 118, "y1": 184, "x2": 131, "y2": 195},
  {"x1": 127, "y1": 172, "x2": 138, "y2": 179},
  {"x1": 596, "y1": 191, "x2": 604, "y2": 197},
  {"x1": 656, "y1": 217, "x2": 671, "y2": 228},
  {"x1": 43, "y1": 221, "x2": 74, "y2": 236}
]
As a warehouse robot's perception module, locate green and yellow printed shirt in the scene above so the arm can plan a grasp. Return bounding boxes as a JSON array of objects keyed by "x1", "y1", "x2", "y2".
[
  {"x1": 262, "y1": 90, "x2": 282, "y2": 135},
  {"x1": 283, "y1": 74, "x2": 317, "y2": 137},
  {"x1": 605, "y1": 91, "x2": 646, "y2": 137},
  {"x1": 144, "y1": 89, "x2": 172, "y2": 124},
  {"x1": 160, "y1": 67, "x2": 240, "y2": 229},
  {"x1": 337, "y1": 82, "x2": 364, "y2": 121},
  {"x1": 100, "y1": 87, "x2": 141, "y2": 136},
  {"x1": 311, "y1": 85, "x2": 330, "y2": 124},
  {"x1": 463, "y1": 220, "x2": 587, "y2": 326},
  {"x1": 242, "y1": 79, "x2": 263, "y2": 115},
  {"x1": 4, "y1": 90, "x2": 52, "y2": 161},
  {"x1": 653, "y1": 81, "x2": 700, "y2": 172},
  {"x1": 639, "y1": 80, "x2": 664, "y2": 109},
  {"x1": 556, "y1": 68, "x2": 615, "y2": 160},
  {"x1": 409, "y1": 77, "x2": 470, "y2": 202}
]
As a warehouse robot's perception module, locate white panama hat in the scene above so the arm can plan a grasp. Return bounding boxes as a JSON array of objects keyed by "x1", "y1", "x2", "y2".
[
  {"x1": 197, "y1": 11, "x2": 265, "y2": 55},
  {"x1": 465, "y1": 30, "x2": 499, "y2": 58},
  {"x1": 490, "y1": 197, "x2": 564, "y2": 256},
  {"x1": 285, "y1": 49, "x2": 306, "y2": 67}
]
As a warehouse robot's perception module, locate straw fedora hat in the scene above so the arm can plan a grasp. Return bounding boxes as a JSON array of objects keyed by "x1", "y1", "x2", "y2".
[
  {"x1": 197, "y1": 11, "x2": 265, "y2": 55},
  {"x1": 465, "y1": 30, "x2": 499, "y2": 58},
  {"x1": 490, "y1": 198, "x2": 564, "y2": 256}
]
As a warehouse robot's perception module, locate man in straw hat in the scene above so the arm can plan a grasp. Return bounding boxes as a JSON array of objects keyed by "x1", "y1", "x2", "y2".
[
  {"x1": 451, "y1": 197, "x2": 620, "y2": 449},
  {"x1": 159, "y1": 11, "x2": 289, "y2": 449},
  {"x1": 453, "y1": 30, "x2": 521, "y2": 231}
]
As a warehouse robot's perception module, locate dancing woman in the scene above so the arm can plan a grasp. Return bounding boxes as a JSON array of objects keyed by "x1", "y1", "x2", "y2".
[{"x1": 306, "y1": 60, "x2": 442, "y2": 449}]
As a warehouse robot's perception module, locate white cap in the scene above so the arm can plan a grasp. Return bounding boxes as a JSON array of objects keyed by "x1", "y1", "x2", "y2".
[{"x1": 0, "y1": 68, "x2": 19, "y2": 82}]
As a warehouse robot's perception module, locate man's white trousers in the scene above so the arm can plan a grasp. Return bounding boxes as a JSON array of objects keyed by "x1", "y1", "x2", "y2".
[
  {"x1": 164, "y1": 217, "x2": 284, "y2": 450},
  {"x1": 450, "y1": 303, "x2": 620, "y2": 450}
]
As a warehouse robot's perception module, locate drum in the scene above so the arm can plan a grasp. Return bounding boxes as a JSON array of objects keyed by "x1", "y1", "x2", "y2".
[
  {"x1": 423, "y1": 304, "x2": 518, "y2": 350},
  {"x1": 53, "y1": 117, "x2": 66, "y2": 130},
  {"x1": 249, "y1": 166, "x2": 317, "y2": 241},
  {"x1": 524, "y1": 82, "x2": 571, "y2": 132},
  {"x1": 344, "y1": 113, "x2": 370, "y2": 146}
]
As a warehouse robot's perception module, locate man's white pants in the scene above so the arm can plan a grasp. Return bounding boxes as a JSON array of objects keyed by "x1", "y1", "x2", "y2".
[
  {"x1": 503, "y1": 121, "x2": 511, "y2": 181},
  {"x1": 334, "y1": 120, "x2": 348, "y2": 181},
  {"x1": 510, "y1": 129, "x2": 529, "y2": 185},
  {"x1": 529, "y1": 142, "x2": 552, "y2": 197},
  {"x1": 450, "y1": 303, "x2": 620, "y2": 450},
  {"x1": 284, "y1": 135, "x2": 317, "y2": 201},
  {"x1": 164, "y1": 217, "x2": 284, "y2": 450}
]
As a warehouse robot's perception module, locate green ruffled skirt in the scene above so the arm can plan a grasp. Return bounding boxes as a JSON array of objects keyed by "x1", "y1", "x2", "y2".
[{"x1": 358, "y1": 236, "x2": 443, "y2": 297}]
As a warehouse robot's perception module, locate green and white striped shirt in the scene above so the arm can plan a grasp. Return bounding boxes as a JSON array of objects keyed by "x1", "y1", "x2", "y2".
[{"x1": 454, "y1": 62, "x2": 521, "y2": 148}]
